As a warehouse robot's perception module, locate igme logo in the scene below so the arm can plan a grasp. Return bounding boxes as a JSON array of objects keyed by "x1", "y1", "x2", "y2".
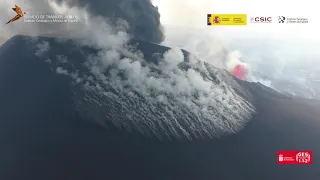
[{"x1": 278, "y1": 16, "x2": 286, "y2": 23}]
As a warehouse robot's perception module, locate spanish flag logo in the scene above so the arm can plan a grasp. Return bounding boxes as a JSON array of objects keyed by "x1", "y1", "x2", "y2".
[{"x1": 207, "y1": 14, "x2": 247, "y2": 26}]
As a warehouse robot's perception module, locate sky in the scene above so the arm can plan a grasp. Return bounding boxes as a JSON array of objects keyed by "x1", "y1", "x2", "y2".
[
  {"x1": 151, "y1": 0, "x2": 320, "y2": 97},
  {"x1": 151, "y1": 0, "x2": 320, "y2": 41}
]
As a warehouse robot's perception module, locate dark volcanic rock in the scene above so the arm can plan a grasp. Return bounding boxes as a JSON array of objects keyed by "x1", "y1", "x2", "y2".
[{"x1": 0, "y1": 35, "x2": 319, "y2": 180}]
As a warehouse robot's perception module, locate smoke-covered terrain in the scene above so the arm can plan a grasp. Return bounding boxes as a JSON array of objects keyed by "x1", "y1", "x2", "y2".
[
  {"x1": 1, "y1": 34, "x2": 320, "y2": 180},
  {"x1": 6, "y1": 34, "x2": 255, "y2": 141},
  {"x1": 0, "y1": 1, "x2": 257, "y2": 140},
  {"x1": 0, "y1": 0, "x2": 320, "y2": 180}
]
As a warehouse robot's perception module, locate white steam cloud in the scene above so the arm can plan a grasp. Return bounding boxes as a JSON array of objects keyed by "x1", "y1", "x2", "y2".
[
  {"x1": 226, "y1": 51, "x2": 247, "y2": 72},
  {"x1": 34, "y1": 2, "x2": 255, "y2": 140},
  {"x1": 35, "y1": 41, "x2": 50, "y2": 56}
]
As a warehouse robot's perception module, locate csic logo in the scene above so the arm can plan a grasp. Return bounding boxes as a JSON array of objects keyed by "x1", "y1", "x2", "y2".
[{"x1": 250, "y1": 17, "x2": 272, "y2": 23}]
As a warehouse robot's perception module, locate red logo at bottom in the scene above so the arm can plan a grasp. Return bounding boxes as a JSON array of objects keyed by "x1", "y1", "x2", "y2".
[{"x1": 277, "y1": 150, "x2": 312, "y2": 164}]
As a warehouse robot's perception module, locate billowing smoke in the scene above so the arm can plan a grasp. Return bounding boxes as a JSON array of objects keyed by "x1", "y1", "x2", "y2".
[
  {"x1": 226, "y1": 51, "x2": 249, "y2": 80},
  {"x1": 161, "y1": 27, "x2": 250, "y2": 80},
  {"x1": 161, "y1": 26, "x2": 230, "y2": 68},
  {"x1": 57, "y1": 0, "x2": 164, "y2": 43},
  {"x1": 33, "y1": 3, "x2": 255, "y2": 140},
  {"x1": 0, "y1": 0, "x2": 164, "y2": 43}
]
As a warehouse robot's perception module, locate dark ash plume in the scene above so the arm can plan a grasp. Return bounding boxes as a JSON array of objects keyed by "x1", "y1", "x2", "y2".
[
  {"x1": 0, "y1": 0, "x2": 164, "y2": 43},
  {"x1": 58, "y1": 0, "x2": 165, "y2": 43}
]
